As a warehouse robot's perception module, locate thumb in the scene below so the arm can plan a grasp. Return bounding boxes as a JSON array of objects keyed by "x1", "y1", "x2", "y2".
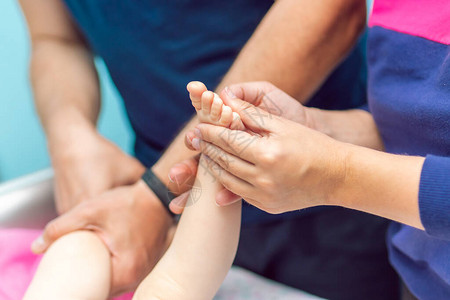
[
  {"x1": 221, "y1": 87, "x2": 281, "y2": 133},
  {"x1": 115, "y1": 155, "x2": 146, "y2": 186},
  {"x1": 220, "y1": 86, "x2": 254, "y2": 113},
  {"x1": 168, "y1": 155, "x2": 200, "y2": 194},
  {"x1": 31, "y1": 205, "x2": 91, "y2": 254},
  {"x1": 220, "y1": 82, "x2": 273, "y2": 107}
]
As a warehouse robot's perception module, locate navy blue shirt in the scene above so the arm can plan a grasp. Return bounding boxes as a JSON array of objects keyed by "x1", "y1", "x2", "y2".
[
  {"x1": 62, "y1": 0, "x2": 368, "y2": 225},
  {"x1": 63, "y1": 0, "x2": 366, "y2": 164}
]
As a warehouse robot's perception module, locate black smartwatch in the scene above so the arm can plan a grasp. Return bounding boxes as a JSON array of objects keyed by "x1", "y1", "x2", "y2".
[{"x1": 141, "y1": 168, "x2": 176, "y2": 217}]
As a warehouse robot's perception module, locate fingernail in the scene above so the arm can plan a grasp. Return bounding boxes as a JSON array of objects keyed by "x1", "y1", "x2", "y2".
[
  {"x1": 168, "y1": 172, "x2": 175, "y2": 183},
  {"x1": 194, "y1": 128, "x2": 202, "y2": 139},
  {"x1": 31, "y1": 236, "x2": 45, "y2": 253},
  {"x1": 192, "y1": 138, "x2": 200, "y2": 150},
  {"x1": 225, "y1": 86, "x2": 236, "y2": 98}
]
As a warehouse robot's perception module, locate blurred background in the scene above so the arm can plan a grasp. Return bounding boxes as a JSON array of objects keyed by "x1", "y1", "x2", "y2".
[
  {"x1": 0, "y1": 0, "x2": 134, "y2": 182},
  {"x1": 0, "y1": 0, "x2": 374, "y2": 183}
]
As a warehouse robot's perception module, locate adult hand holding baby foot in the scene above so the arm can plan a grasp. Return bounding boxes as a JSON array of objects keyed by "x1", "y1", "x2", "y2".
[
  {"x1": 169, "y1": 81, "x2": 324, "y2": 213},
  {"x1": 189, "y1": 96, "x2": 349, "y2": 213}
]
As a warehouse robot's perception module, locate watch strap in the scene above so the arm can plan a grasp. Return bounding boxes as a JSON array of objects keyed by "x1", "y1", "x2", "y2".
[{"x1": 141, "y1": 168, "x2": 176, "y2": 217}]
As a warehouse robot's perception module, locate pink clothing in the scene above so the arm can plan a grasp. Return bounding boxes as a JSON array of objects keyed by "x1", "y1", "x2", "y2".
[
  {"x1": 369, "y1": 0, "x2": 450, "y2": 44},
  {"x1": 0, "y1": 228, "x2": 133, "y2": 300}
]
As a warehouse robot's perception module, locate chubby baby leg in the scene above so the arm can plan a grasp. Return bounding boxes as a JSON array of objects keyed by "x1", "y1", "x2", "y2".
[{"x1": 24, "y1": 231, "x2": 111, "y2": 300}]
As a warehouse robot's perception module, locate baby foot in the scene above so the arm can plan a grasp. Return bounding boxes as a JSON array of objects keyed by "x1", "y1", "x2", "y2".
[{"x1": 187, "y1": 81, "x2": 244, "y2": 130}]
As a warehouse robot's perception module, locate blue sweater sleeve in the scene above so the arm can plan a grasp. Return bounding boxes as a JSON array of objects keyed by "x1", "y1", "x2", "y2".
[
  {"x1": 357, "y1": 104, "x2": 370, "y2": 112},
  {"x1": 419, "y1": 155, "x2": 450, "y2": 240}
]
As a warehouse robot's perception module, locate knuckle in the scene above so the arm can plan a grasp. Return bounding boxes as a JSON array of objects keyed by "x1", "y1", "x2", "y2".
[
  {"x1": 256, "y1": 177, "x2": 275, "y2": 190},
  {"x1": 256, "y1": 150, "x2": 277, "y2": 166},
  {"x1": 216, "y1": 154, "x2": 230, "y2": 169},
  {"x1": 203, "y1": 143, "x2": 215, "y2": 157},
  {"x1": 257, "y1": 144, "x2": 284, "y2": 166}
]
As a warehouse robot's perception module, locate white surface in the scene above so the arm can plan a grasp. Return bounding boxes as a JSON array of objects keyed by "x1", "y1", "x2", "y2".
[
  {"x1": 216, "y1": 267, "x2": 323, "y2": 300},
  {"x1": 0, "y1": 169, "x2": 56, "y2": 229}
]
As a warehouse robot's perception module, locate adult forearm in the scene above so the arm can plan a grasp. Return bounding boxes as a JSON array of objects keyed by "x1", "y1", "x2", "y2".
[
  {"x1": 332, "y1": 144, "x2": 425, "y2": 229},
  {"x1": 30, "y1": 38, "x2": 100, "y2": 149},
  {"x1": 311, "y1": 108, "x2": 384, "y2": 150},
  {"x1": 219, "y1": 0, "x2": 366, "y2": 101}
]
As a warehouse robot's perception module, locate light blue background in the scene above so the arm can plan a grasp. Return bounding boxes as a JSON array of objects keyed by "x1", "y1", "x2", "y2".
[{"x1": 0, "y1": 0, "x2": 134, "y2": 182}]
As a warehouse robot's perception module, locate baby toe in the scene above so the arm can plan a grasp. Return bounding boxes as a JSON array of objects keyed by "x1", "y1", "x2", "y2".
[
  {"x1": 219, "y1": 105, "x2": 233, "y2": 127},
  {"x1": 210, "y1": 94, "x2": 223, "y2": 121},
  {"x1": 201, "y1": 91, "x2": 214, "y2": 114}
]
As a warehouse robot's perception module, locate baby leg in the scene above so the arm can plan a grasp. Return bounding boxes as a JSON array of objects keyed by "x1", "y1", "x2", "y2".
[
  {"x1": 133, "y1": 82, "x2": 242, "y2": 300},
  {"x1": 24, "y1": 231, "x2": 111, "y2": 300}
]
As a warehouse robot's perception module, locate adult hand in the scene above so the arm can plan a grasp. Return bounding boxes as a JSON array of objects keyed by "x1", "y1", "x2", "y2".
[
  {"x1": 49, "y1": 126, "x2": 145, "y2": 214},
  {"x1": 189, "y1": 101, "x2": 348, "y2": 213},
  {"x1": 183, "y1": 81, "x2": 317, "y2": 153},
  {"x1": 169, "y1": 81, "x2": 321, "y2": 213},
  {"x1": 31, "y1": 180, "x2": 175, "y2": 297}
]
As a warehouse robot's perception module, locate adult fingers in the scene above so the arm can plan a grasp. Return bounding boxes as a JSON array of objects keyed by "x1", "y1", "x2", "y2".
[
  {"x1": 215, "y1": 188, "x2": 267, "y2": 210},
  {"x1": 184, "y1": 129, "x2": 197, "y2": 151},
  {"x1": 200, "y1": 155, "x2": 255, "y2": 205},
  {"x1": 114, "y1": 155, "x2": 146, "y2": 186},
  {"x1": 220, "y1": 82, "x2": 275, "y2": 107},
  {"x1": 169, "y1": 190, "x2": 190, "y2": 214},
  {"x1": 215, "y1": 187, "x2": 241, "y2": 206},
  {"x1": 242, "y1": 197, "x2": 271, "y2": 213},
  {"x1": 193, "y1": 138, "x2": 257, "y2": 184},
  {"x1": 31, "y1": 203, "x2": 93, "y2": 254},
  {"x1": 219, "y1": 95, "x2": 282, "y2": 134},
  {"x1": 168, "y1": 155, "x2": 200, "y2": 195},
  {"x1": 194, "y1": 124, "x2": 259, "y2": 163},
  {"x1": 238, "y1": 103, "x2": 282, "y2": 133}
]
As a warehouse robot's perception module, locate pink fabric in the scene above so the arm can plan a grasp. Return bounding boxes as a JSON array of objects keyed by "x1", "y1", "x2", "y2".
[
  {"x1": 0, "y1": 228, "x2": 133, "y2": 300},
  {"x1": 368, "y1": 0, "x2": 450, "y2": 45}
]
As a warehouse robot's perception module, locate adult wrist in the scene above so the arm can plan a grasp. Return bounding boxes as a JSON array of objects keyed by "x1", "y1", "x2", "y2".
[
  {"x1": 151, "y1": 163, "x2": 171, "y2": 188},
  {"x1": 134, "y1": 179, "x2": 173, "y2": 219},
  {"x1": 45, "y1": 109, "x2": 97, "y2": 148},
  {"x1": 325, "y1": 142, "x2": 355, "y2": 208},
  {"x1": 307, "y1": 108, "x2": 335, "y2": 139}
]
